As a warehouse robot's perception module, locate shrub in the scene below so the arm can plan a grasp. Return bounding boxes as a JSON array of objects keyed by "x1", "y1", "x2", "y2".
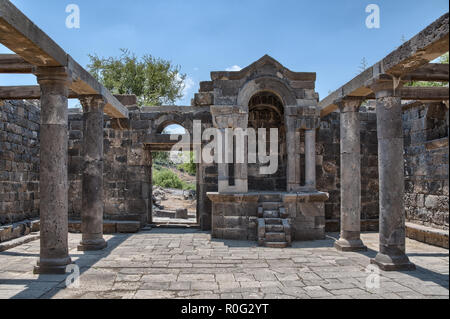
[
  {"x1": 152, "y1": 169, "x2": 195, "y2": 190},
  {"x1": 153, "y1": 169, "x2": 183, "y2": 189},
  {"x1": 177, "y1": 152, "x2": 197, "y2": 176}
]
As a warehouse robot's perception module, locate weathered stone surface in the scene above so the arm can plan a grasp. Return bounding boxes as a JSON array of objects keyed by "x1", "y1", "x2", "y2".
[
  {"x1": 334, "y1": 99, "x2": 367, "y2": 252},
  {"x1": 78, "y1": 95, "x2": 107, "y2": 251},
  {"x1": 371, "y1": 93, "x2": 415, "y2": 271},
  {"x1": 0, "y1": 100, "x2": 40, "y2": 226},
  {"x1": 116, "y1": 221, "x2": 140, "y2": 233},
  {"x1": 34, "y1": 67, "x2": 72, "y2": 274},
  {"x1": 175, "y1": 209, "x2": 188, "y2": 219}
]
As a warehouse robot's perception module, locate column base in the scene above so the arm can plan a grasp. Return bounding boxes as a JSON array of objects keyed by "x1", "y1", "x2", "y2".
[
  {"x1": 334, "y1": 238, "x2": 367, "y2": 252},
  {"x1": 78, "y1": 238, "x2": 107, "y2": 251},
  {"x1": 33, "y1": 257, "x2": 72, "y2": 275},
  {"x1": 370, "y1": 253, "x2": 416, "y2": 271}
]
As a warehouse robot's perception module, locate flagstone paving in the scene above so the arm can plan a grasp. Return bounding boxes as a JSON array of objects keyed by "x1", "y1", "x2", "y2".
[{"x1": 0, "y1": 229, "x2": 448, "y2": 299}]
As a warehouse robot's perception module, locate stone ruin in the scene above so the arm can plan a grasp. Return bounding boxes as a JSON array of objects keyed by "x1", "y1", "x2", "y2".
[{"x1": 0, "y1": 0, "x2": 448, "y2": 274}]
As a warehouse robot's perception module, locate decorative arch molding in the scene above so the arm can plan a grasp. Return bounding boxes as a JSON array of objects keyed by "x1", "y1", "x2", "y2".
[
  {"x1": 237, "y1": 77, "x2": 297, "y2": 108},
  {"x1": 154, "y1": 114, "x2": 193, "y2": 135}
]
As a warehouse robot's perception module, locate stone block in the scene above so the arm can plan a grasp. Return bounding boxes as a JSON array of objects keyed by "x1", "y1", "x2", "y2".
[
  {"x1": 117, "y1": 221, "x2": 141, "y2": 233},
  {"x1": 175, "y1": 209, "x2": 188, "y2": 219}
]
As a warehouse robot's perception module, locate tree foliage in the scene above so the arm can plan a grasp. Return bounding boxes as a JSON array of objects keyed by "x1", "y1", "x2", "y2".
[
  {"x1": 177, "y1": 152, "x2": 197, "y2": 176},
  {"x1": 87, "y1": 49, "x2": 186, "y2": 106},
  {"x1": 153, "y1": 168, "x2": 195, "y2": 190}
]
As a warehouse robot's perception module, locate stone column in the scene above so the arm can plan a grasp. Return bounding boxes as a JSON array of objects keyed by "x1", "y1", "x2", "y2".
[
  {"x1": 334, "y1": 97, "x2": 367, "y2": 252},
  {"x1": 78, "y1": 95, "x2": 107, "y2": 251},
  {"x1": 304, "y1": 129, "x2": 316, "y2": 190},
  {"x1": 286, "y1": 108, "x2": 301, "y2": 191},
  {"x1": 370, "y1": 82, "x2": 415, "y2": 271},
  {"x1": 211, "y1": 105, "x2": 248, "y2": 193},
  {"x1": 34, "y1": 67, "x2": 72, "y2": 274}
]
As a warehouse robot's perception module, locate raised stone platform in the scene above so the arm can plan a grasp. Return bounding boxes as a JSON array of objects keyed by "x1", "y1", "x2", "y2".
[
  {"x1": 207, "y1": 191, "x2": 329, "y2": 242},
  {"x1": 68, "y1": 220, "x2": 141, "y2": 234},
  {"x1": 406, "y1": 222, "x2": 449, "y2": 249}
]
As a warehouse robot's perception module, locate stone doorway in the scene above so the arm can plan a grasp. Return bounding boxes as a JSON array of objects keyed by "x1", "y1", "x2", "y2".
[{"x1": 147, "y1": 124, "x2": 199, "y2": 227}]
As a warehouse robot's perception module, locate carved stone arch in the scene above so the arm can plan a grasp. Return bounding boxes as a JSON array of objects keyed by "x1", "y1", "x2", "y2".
[
  {"x1": 154, "y1": 114, "x2": 193, "y2": 135},
  {"x1": 237, "y1": 77, "x2": 297, "y2": 108}
]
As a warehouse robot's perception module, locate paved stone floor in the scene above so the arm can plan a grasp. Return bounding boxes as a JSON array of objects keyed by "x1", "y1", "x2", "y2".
[{"x1": 0, "y1": 229, "x2": 448, "y2": 299}]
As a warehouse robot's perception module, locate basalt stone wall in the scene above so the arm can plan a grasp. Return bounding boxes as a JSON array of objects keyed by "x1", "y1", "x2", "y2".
[
  {"x1": 0, "y1": 100, "x2": 40, "y2": 226},
  {"x1": 403, "y1": 102, "x2": 449, "y2": 231},
  {"x1": 317, "y1": 107, "x2": 380, "y2": 232},
  {"x1": 68, "y1": 106, "x2": 152, "y2": 226}
]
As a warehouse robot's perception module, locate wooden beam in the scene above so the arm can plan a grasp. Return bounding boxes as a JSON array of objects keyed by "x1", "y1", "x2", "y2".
[
  {"x1": 363, "y1": 87, "x2": 449, "y2": 101},
  {"x1": 0, "y1": 0, "x2": 67, "y2": 66},
  {"x1": 400, "y1": 87, "x2": 449, "y2": 101},
  {"x1": 0, "y1": 1, "x2": 128, "y2": 119},
  {"x1": 0, "y1": 54, "x2": 33, "y2": 73},
  {"x1": 0, "y1": 85, "x2": 78, "y2": 100},
  {"x1": 67, "y1": 56, "x2": 129, "y2": 119},
  {"x1": 319, "y1": 12, "x2": 449, "y2": 117},
  {"x1": 402, "y1": 63, "x2": 449, "y2": 82},
  {"x1": 382, "y1": 14, "x2": 450, "y2": 77}
]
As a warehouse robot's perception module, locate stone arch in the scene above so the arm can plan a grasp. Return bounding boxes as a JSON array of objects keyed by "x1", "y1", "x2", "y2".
[
  {"x1": 237, "y1": 77, "x2": 297, "y2": 108},
  {"x1": 246, "y1": 90, "x2": 288, "y2": 191},
  {"x1": 154, "y1": 114, "x2": 193, "y2": 135}
]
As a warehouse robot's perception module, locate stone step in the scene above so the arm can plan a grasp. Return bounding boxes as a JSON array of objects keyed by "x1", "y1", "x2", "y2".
[
  {"x1": 266, "y1": 224, "x2": 284, "y2": 232},
  {"x1": 261, "y1": 202, "x2": 282, "y2": 210},
  {"x1": 265, "y1": 232, "x2": 286, "y2": 242},
  {"x1": 264, "y1": 218, "x2": 283, "y2": 225},
  {"x1": 279, "y1": 207, "x2": 288, "y2": 218},
  {"x1": 259, "y1": 194, "x2": 282, "y2": 202},
  {"x1": 263, "y1": 211, "x2": 280, "y2": 218},
  {"x1": 265, "y1": 242, "x2": 288, "y2": 248}
]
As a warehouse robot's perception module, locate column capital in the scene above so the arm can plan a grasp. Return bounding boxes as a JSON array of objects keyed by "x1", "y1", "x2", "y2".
[
  {"x1": 35, "y1": 66, "x2": 72, "y2": 86},
  {"x1": 210, "y1": 105, "x2": 248, "y2": 129},
  {"x1": 367, "y1": 79, "x2": 404, "y2": 99},
  {"x1": 335, "y1": 96, "x2": 364, "y2": 113},
  {"x1": 79, "y1": 94, "x2": 106, "y2": 112}
]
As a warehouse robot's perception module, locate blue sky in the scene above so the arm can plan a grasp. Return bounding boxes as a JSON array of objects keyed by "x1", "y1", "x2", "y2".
[{"x1": 1, "y1": 0, "x2": 449, "y2": 108}]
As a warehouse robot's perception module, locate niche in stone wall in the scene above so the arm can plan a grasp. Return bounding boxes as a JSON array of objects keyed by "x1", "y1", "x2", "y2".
[
  {"x1": 426, "y1": 102, "x2": 449, "y2": 142},
  {"x1": 247, "y1": 91, "x2": 287, "y2": 191}
]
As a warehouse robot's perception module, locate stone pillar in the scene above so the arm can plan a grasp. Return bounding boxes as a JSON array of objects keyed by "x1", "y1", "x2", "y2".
[
  {"x1": 34, "y1": 67, "x2": 72, "y2": 274},
  {"x1": 211, "y1": 105, "x2": 248, "y2": 193},
  {"x1": 370, "y1": 82, "x2": 415, "y2": 271},
  {"x1": 334, "y1": 98, "x2": 367, "y2": 252},
  {"x1": 304, "y1": 129, "x2": 316, "y2": 190},
  {"x1": 286, "y1": 108, "x2": 301, "y2": 191},
  {"x1": 78, "y1": 95, "x2": 107, "y2": 251}
]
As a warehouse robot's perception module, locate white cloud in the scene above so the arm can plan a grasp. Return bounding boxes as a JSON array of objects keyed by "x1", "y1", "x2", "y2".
[
  {"x1": 225, "y1": 65, "x2": 242, "y2": 72},
  {"x1": 182, "y1": 76, "x2": 195, "y2": 97},
  {"x1": 175, "y1": 74, "x2": 196, "y2": 106}
]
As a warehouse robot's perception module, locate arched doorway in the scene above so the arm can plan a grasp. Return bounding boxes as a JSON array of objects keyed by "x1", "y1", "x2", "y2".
[
  {"x1": 149, "y1": 122, "x2": 197, "y2": 226},
  {"x1": 247, "y1": 91, "x2": 287, "y2": 191}
]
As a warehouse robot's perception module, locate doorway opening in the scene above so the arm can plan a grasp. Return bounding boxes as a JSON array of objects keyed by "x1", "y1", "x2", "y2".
[{"x1": 150, "y1": 124, "x2": 198, "y2": 227}]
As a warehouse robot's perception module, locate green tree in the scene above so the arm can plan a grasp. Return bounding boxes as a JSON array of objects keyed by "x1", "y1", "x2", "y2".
[
  {"x1": 177, "y1": 152, "x2": 197, "y2": 176},
  {"x1": 87, "y1": 49, "x2": 186, "y2": 106}
]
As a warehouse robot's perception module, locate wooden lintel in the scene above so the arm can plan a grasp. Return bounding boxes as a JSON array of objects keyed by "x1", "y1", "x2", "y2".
[
  {"x1": 0, "y1": 85, "x2": 78, "y2": 100},
  {"x1": 0, "y1": 54, "x2": 33, "y2": 73}
]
